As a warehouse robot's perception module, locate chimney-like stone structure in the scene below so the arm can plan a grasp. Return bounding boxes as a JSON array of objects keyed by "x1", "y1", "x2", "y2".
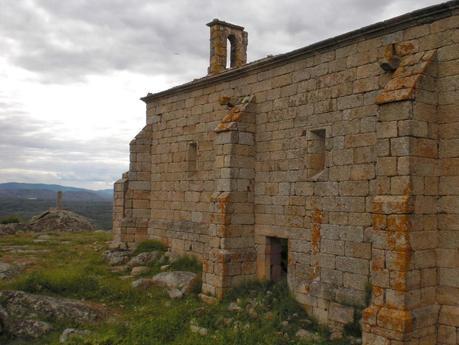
[
  {"x1": 56, "y1": 191, "x2": 63, "y2": 210},
  {"x1": 207, "y1": 19, "x2": 248, "y2": 75}
]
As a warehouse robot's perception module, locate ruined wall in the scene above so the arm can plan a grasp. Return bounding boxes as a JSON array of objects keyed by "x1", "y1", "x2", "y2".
[{"x1": 114, "y1": 4, "x2": 459, "y2": 344}]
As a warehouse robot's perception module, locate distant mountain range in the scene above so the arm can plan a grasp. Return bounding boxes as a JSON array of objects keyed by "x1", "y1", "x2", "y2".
[{"x1": 0, "y1": 182, "x2": 113, "y2": 202}]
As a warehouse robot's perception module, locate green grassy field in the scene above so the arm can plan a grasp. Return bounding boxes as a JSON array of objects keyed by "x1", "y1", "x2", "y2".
[{"x1": 0, "y1": 232, "x2": 357, "y2": 345}]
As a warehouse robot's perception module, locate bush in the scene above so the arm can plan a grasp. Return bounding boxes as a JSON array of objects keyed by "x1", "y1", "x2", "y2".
[
  {"x1": 0, "y1": 215, "x2": 21, "y2": 224},
  {"x1": 133, "y1": 240, "x2": 167, "y2": 255},
  {"x1": 169, "y1": 256, "x2": 202, "y2": 273}
]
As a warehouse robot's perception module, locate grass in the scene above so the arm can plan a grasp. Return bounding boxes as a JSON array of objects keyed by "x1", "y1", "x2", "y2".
[{"x1": 0, "y1": 232, "x2": 357, "y2": 345}]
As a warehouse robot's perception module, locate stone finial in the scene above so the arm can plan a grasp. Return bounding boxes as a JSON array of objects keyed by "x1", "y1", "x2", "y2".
[
  {"x1": 207, "y1": 19, "x2": 248, "y2": 75},
  {"x1": 56, "y1": 191, "x2": 63, "y2": 210}
]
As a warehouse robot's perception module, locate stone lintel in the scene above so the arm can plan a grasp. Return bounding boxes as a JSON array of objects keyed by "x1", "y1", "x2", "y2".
[{"x1": 206, "y1": 18, "x2": 245, "y2": 31}]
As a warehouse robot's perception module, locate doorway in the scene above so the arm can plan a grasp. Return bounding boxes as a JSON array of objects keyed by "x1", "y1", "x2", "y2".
[{"x1": 268, "y1": 237, "x2": 288, "y2": 282}]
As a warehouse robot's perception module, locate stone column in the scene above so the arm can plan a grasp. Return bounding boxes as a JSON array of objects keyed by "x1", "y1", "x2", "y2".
[
  {"x1": 202, "y1": 96, "x2": 257, "y2": 298},
  {"x1": 56, "y1": 191, "x2": 63, "y2": 210}
]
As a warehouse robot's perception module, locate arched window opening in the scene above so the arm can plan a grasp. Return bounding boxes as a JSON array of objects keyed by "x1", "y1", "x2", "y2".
[{"x1": 227, "y1": 35, "x2": 237, "y2": 69}]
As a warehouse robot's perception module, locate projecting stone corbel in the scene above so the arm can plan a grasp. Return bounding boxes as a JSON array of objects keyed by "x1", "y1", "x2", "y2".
[{"x1": 376, "y1": 49, "x2": 436, "y2": 104}]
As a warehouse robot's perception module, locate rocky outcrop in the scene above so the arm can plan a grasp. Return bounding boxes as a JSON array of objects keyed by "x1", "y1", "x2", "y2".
[
  {"x1": 0, "y1": 223, "x2": 31, "y2": 235},
  {"x1": 0, "y1": 290, "x2": 106, "y2": 339},
  {"x1": 29, "y1": 209, "x2": 96, "y2": 232}
]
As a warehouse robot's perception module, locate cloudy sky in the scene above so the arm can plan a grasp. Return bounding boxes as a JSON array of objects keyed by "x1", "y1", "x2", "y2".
[{"x1": 0, "y1": 0, "x2": 443, "y2": 190}]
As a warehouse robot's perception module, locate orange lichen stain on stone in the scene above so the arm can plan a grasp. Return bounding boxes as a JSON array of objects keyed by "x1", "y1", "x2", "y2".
[
  {"x1": 386, "y1": 215, "x2": 412, "y2": 291},
  {"x1": 311, "y1": 209, "x2": 323, "y2": 255},
  {"x1": 384, "y1": 75, "x2": 420, "y2": 91},
  {"x1": 309, "y1": 209, "x2": 323, "y2": 280},
  {"x1": 396, "y1": 41, "x2": 417, "y2": 56},
  {"x1": 363, "y1": 305, "x2": 380, "y2": 326},
  {"x1": 371, "y1": 252, "x2": 385, "y2": 272},
  {"x1": 222, "y1": 107, "x2": 242, "y2": 122},
  {"x1": 219, "y1": 96, "x2": 232, "y2": 106},
  {"x1": 416, "y1": 139, "x2": 437, "y2": 158},
  {"x1": 372, "y1": 286, "x2": 384, "y2": 301},
  {"x1": 375, "y1": 88, "x2": 415, "y2": 104},
  {"x1": 215, "y1": 107, "x2": 242, "y2": 132},
  {"x1": 377, "y1": 308, "x2": 413, "y2": 333},
  {"x1": 217, "y1": 193, "x2": 230, "y2": 215},
  {"x1": 372, "y1": 214, "x2": 386, "y2": 230}
]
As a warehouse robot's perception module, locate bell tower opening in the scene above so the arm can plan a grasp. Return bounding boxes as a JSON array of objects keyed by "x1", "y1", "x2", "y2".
[{"x1": 207, "y1": 19, "x2": 248, "y2": 75}]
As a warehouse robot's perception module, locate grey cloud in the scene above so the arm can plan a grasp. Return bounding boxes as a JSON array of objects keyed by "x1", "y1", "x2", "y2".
[
  {"x1": 0, "y1": 0, "x2": 442, "y2": 84},
  {"x1": 0, "y1": 103, "x2": 128, "y2": 189}
]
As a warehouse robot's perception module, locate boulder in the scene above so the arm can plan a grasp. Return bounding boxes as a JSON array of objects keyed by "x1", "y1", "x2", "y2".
[
  {"x1": 59, "y1": 328, "x2": 91, "y2": 343},
  {"x1": 127, "y1": 251, "x2": 160, "y2": 268},
  {"x1": 8, "y1": 319, "x2": 52, "y2": 338},
  {"x1": 228, "y1": 302, "x2": 242, "y2": 312},
  {"x1": 0, "y1": 262, "x2": 18, "y2": 280},
  {"x1": 132, "y1": 278, "x2": 154, "y2": 289},
  {"x1": 164, "y1": 251, "x2": 179, "y2": 263},
  {"x1": 0, "y1": 306, "x2": 8, "y2": 333},
  {"x1": 151, "y1": 271, "x2": 199, "y2": 297},
  {"x1": 29, "y1": 209, "x2": 95, "y2": 232},
  {"x1": 295, "y1": 329, "x2": 320, "y2": 342},
  {"x1": 131, "y1": 266, "x2": 149, "y2": 276},
  {"x1": 190, "y1": 324, "x2": 208, "y2": 336},
  {"x1": 104, "y1": 249, "x2": 130, "y2": 266},
  {"x1": 167, "y1": 288, "x2": 184, "y2": 299},
  {"x1": 0, "y1": 290, "x2": 105, "y2": 324}
]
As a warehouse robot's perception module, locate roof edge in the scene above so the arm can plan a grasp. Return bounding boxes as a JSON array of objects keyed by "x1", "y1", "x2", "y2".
[{"x1": 142, "y1": 0, "x2": 459, "y2": 103}]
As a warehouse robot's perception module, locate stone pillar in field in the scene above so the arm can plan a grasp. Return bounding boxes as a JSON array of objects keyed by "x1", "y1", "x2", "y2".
[
  {"x1": 56, "y1": 191, "x2": 63, "y2": 210},
  {"x1": 202, "y1": 95, "x2": 257, "y2": 298},
  {"x1": 362, "y1": 50, "x2": 439, "y2": 344},
  {"x1": 207, "y1": 19, "x2": 248, "y2": 75}
]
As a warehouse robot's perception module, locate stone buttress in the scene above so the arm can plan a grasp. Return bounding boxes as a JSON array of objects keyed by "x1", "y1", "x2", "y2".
[
  {"x1": 202, "y1": 95, "x2": 257, "y2": 298},
  {"x1": 363, "y1": 50, "x2": 440, "y2": 344}
]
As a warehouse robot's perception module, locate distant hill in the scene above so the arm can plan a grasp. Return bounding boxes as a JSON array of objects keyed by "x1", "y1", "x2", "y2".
[
  {"x1": 0, "y1": 182, "x2": 114, "y2": 229},
  {"x1": 0, "y1": 182, "x2": 113, "y2": 202}
]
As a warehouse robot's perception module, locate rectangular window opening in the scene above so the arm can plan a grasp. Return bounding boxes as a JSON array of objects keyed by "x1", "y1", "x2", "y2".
[
  {"x1": 307, "y1": 129, "x2": 326, "y2": 178},
  {"x1": 187, "y1": 142, "x2": 197, "y2": 174}
]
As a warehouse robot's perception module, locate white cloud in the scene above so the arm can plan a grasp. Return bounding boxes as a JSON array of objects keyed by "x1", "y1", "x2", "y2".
[{"x1": 0, "y1": 0, "x2": 444, "y2": 189}]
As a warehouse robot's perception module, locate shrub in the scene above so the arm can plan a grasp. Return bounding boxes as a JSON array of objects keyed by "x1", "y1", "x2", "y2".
[
  {"x1": 169, "y1": 256, "x2": 202, "y2": 273},
  {"x1": 0, "y1": 215, "x2": 21, "y2": 224},
  {"x1": 133, "y1": 240, "x2": 167, "y2": 255}
]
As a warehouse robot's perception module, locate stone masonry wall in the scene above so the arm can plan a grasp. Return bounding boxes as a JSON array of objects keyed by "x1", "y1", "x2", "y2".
[{"x1": 114, "y1": 5, "x2": 459, "y2": 344}]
